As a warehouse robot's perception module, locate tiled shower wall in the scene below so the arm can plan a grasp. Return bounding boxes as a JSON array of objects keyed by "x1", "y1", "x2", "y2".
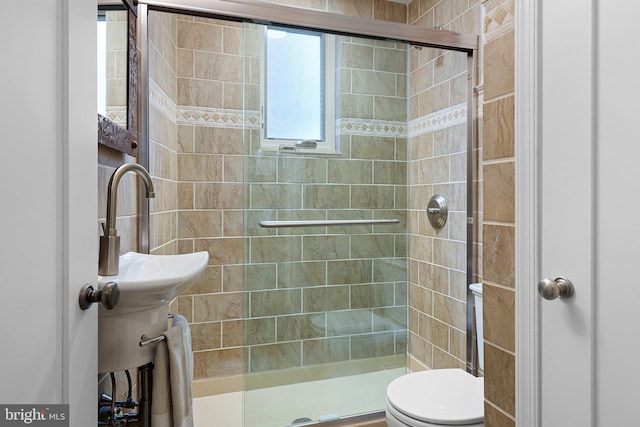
[
  {"x1": 238, "y1": 33, "x2": 410, "y2": 380},
  {"x1": 409, "y1": 0, "x2": 517, "y2": 425},
  {"x1": 155, "y1": 11, "x2": 412, "y2": 384},
  {"x1": 481, "y1": 0, "x2": 516, "y2": 425},
  {"x1": 407, "y1": 0, "x2": 482, "y2": 371},
  {"x1": 171, "y1": 15, "x2": 247, "y2": 380},
  {"x1": 148, "y1": 11, "x2": 179, "y2": 255}
]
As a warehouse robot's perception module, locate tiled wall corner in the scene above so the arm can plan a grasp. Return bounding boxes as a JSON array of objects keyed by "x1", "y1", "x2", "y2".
[
  {"x1": 148, "y1": 11, "x2": 179, "y2": 256},
  {"x1": 482, "y1": 0, "x2": 516, "y2": 423}
]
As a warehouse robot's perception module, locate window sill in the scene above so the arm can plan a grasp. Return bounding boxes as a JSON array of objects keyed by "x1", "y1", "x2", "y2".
[{"x1": 258, "y1": 147, "x2": 342, "y2": 156}]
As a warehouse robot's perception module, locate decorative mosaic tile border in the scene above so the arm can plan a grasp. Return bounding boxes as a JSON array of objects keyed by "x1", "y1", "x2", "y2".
[
  {"x1": 150, "y1": 78, "x2": 465, "y2": 136},
  {"x1": 106, "y1": 106, "x2": 127, "y2": 128},
  {"x1": 149, "y1": 79, "x2": 177, "y2": 123},
  {"x1": 337, "y1": 118, "x2": 407, "y2": 138},
  {"x1": 409, "y1": 103, "x2": 467, "y2": 137},
  {"x1": 484, "y1": 0, "x2": 514, "y2": 42},
  {"x1": 177, "y1": 106, "x2": 261, "y2": 129},
  {"x1": 149, "y1": 80, "x2": 263, "y2": 129}
]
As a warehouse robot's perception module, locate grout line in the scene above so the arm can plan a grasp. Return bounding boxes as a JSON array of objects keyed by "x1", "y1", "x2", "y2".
[
  {"x1": 484, "y1": 340, "x2": 515, "y2": 357},
  {"x1": 482, "y1": 90, "x2": 515, "y2": 104},
  {"x1": 482, "y1": 221, "x2": 515, "y2": 227},
  {"x1": 484, "y1": 397, "x2": 516, "y2": 422},
  {"x1": 483, "y1": 156, "x2": 515, "y2": 165},
  {"x1": 482, "y1": 280, "x2": 515, "y2": 292}
]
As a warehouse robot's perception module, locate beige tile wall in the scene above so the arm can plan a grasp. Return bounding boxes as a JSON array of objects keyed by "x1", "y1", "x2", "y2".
[
  {"x1": 243, "y1": 33, "x2": 409, "y2": 377},
  {"x1": 481, "y1": 0, "x2": 515, "y2": 425},
  {"x1": 169, "y1": 15, "x2": 246, "y2": 380},
  {"x1": 408, "y1": 1, "x2": 517, "y2": 424},
  {"x1": 407, "y1": 0, "x2": 482, "y2": 371},
  {"x1": 409, "y1": 0, "x2": 517, "y2": 424},
  {"x1": 148, "y1": 11, "x2": 178, "y2": 255},
  {"x1": 165, "y1": 10, "x2": 410, "y2": 381}
]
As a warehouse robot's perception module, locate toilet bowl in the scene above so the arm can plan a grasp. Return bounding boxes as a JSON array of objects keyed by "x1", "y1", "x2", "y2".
[{"x1": 386, "y1": 283, "x2": 484, "y2": 426}]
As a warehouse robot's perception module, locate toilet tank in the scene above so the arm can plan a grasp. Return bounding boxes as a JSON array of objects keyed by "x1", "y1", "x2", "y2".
[{"x1": 469, "y1": 283, "x2": 483, "y2": 371}]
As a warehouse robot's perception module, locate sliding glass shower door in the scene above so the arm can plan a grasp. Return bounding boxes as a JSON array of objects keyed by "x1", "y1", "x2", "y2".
[
  {"x1": 143, "y1": 3, "x2": 475, "y2": 426},
  {"x1": 242, "y1": 23, "x2": 410, "y2": 426}
]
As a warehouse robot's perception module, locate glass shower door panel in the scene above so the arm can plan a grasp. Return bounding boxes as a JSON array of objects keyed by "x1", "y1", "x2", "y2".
[{"x1": 243, "y1": 24, "x2": 409, "y2": 427}]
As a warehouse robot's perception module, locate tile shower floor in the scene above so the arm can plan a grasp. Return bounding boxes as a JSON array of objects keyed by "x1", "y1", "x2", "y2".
[{"x1": 193, "y1": 368, "x2": 405, "y2": 427}]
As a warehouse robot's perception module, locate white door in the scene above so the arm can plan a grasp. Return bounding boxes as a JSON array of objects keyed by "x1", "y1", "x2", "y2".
[
  {"x1": 518, "y1": 0, "x2": 640, "y2": 425},
  {"x1": 0, "y1": 1, "x2": 97, "y2": 425}
]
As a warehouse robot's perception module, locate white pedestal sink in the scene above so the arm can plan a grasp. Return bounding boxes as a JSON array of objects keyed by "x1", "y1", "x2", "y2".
[{"x1": 97, "y1": 251, "x2": 209, "y2": 373}]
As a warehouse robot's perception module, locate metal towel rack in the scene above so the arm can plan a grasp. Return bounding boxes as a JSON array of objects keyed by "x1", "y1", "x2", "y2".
[
  {"x1": 139, "y1": 334, "x2": 165, "y2": 347},
  {"x1": 258, "y1": 219, "x2": 400, "y2": 228},
  {"x1": 139, "y1": 313, "x2": 174, "y2": 347}
]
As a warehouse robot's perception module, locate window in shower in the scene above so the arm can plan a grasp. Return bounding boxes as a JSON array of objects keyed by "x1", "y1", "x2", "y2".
[{"x1": 260, "y1": 26, "x2": 336, "y2": 153}]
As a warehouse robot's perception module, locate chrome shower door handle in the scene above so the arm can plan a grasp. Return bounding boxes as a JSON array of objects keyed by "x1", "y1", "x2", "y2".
[{"x1": 538, "y1": 277, "x2": 575, "y2": 300}]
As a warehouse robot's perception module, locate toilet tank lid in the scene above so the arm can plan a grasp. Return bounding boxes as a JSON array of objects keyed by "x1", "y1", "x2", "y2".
[{"x1": 469, "y1": 283, "x2": 482, "y2": 295}]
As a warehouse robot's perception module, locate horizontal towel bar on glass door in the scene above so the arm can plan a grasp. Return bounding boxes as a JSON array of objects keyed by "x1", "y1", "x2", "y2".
[{"x1": 258, "y1": 219, "x2": 400, "y2": 228}]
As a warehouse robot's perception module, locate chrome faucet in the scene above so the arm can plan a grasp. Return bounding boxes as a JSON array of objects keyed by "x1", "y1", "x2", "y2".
[{"x1": 99, "y1": 163, "x2": 155, "y2": 276}]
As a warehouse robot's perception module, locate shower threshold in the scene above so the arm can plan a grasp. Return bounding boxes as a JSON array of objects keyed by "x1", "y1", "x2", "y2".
[{"x1": 193, "y1": 368, "x2": 404, "y2": 427}]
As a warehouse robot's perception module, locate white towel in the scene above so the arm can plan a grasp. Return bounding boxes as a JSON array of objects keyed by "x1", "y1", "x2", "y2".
[{"x1": 151, "y1": 315, "x2": 194, "y2": 427}]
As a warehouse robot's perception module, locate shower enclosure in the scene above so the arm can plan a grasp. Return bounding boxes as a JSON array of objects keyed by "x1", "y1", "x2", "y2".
[{"x1": 140, "y1": 1, "x2": 478, "y2": 425}]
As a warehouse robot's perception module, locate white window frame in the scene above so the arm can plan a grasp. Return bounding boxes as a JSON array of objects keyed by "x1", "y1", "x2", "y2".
[{"x1": 259, "y1": 26, "x2": 336, "y2": 154}]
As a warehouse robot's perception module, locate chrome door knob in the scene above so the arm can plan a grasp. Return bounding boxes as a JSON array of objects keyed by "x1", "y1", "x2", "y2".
[
  {"x1": 538, "y1": 277, "x2": 574, "y2": 300},
  {"x1": 79, "y1": 282, "x2": 120, "y2": 310}
]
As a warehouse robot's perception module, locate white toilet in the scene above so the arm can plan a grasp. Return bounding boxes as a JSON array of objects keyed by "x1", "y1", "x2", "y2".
[{"x1": 385, "y1": 283, "x2": 484, "y2": 426}]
